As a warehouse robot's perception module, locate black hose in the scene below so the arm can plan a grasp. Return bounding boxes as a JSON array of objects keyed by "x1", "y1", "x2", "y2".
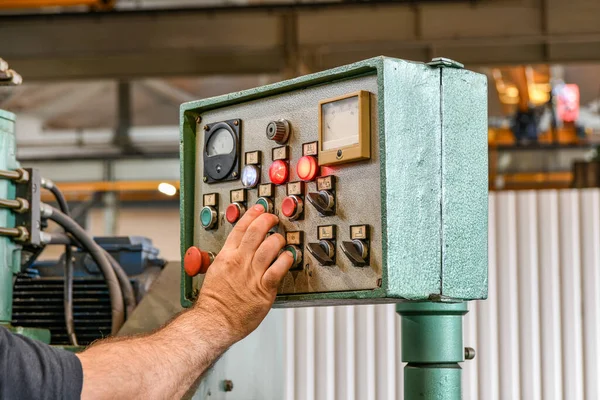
[
  {"x1": 44, "y1": 232, "x2": 71, "y2": 245},
  {"x1": 46, "y1": 206, "x2": 125, "y2": 335},
  {"x1": 48, "y1": 186, "x2": 134, "y2": 318},
  {"x1": 45, "y1": 184, "x2": 78, "y2": 346},
  {"x1": 48, "y1": 185, "x2": 69, "y2": 214},
  {"x1": 103, "y1": 250, "x2": 136, "y2": 317}
]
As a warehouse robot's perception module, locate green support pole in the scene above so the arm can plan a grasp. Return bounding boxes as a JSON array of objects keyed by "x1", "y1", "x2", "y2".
[{"x1": 396, "y1": 302, "x2": 468, "y2": 400}]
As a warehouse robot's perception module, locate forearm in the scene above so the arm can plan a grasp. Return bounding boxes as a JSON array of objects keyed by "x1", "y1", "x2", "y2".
[
  {"x1": 76, "y1": 207, "x2": 292, "y2": 399},
  {"x1": 77, "y1": 308, "x2": 232, "y2": 400}
]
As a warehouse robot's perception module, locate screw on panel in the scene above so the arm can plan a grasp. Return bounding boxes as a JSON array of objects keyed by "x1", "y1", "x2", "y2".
[
  {"x1": 203, "y1": 176, "x2": 208, "y2": 182},
  {"x1": 464, "y1": 347, "x2": 476, "y2": 360},
  {"x1": 204, "y1": 125, "x2": 209, "y2": 131},
  {"x1": 232, "y1": 171, "x2": 238, "y2": 178},
  {"x1": 233, "y1": 120, "x2": 239, "y2": 126},
  {"x1": 195, "y1": 116, "x2": 201, "y2": 124},
  {"x1": 222, "y1": 380, "x2": 234, "y2": 392}
]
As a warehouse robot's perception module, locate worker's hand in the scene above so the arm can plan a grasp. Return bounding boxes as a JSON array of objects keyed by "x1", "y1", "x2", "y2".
[{"x1": 193, "y1": 205, "x2": 293, "y2": 347}]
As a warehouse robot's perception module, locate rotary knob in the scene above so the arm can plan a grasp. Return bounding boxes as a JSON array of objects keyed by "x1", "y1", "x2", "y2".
[
  {"x1": 307, "y1": 190, "x2": 335, "y2": 216},
  {"x1": 341, "y1": 239, "x2": 369, "y2": 267},
  {"x1": 266, "y1": 119, "x2": 291, "y2": 144},
  {"x1": 307, "y1": 240, "x2": 335, "y2": 266}
]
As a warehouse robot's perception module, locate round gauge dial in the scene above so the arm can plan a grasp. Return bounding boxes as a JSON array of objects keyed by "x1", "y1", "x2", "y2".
[{"x1": 206, "y1": 128, "x2": 235, "y2": 156}]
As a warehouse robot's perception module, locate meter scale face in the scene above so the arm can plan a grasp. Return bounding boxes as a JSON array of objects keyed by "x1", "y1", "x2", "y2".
[
  {"x1": 192, "y1": 74, "x2": 383, "y2": 297},
  {"x1": 206, "y1": 128, "x2": 234, "y2": 156},
  {"x1": 321, "y1": 96, "x2": 360, "y2": 150}
]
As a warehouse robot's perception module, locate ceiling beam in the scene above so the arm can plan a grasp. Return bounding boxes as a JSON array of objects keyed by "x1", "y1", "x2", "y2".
[{"x1": 2, "y1": 1, "x2": 600, "y2": 81}]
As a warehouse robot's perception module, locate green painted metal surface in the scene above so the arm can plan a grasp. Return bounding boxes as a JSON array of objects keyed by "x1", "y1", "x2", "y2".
[
  {"x1": 381, "y1": 60, "x2": 442, "y2": 299},
  {"x1": 397, "y1": 301, "x2": 468, "y2": 400},
  {"x1": 439, "y1": 67, "x2": 488, "y2": 300},
  {"x1": 179, "y1": 57, "x2": 488, "y2": 307},
  {"x1": 0, "y1": 109, "x2": 21, "y2": 323},
  {"x1": 3, "y1": 324, "x2": 52, "y2": 344},
  {"x1": 404, "y1": 364, "x2": 462, "y2": 400},
  {"x1": 397, "y1": 301, "x2": 467, "y2": 362}
]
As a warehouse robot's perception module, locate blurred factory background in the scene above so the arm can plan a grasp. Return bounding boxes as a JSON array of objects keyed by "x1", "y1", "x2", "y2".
[{"x1": 2, "y1": 0, "x2": 600, "y2": 399}]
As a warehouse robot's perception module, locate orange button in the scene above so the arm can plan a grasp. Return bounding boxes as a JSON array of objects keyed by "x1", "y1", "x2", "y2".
[{"x1": 184, "y1": 246, "x2": 212, "y2": 276}]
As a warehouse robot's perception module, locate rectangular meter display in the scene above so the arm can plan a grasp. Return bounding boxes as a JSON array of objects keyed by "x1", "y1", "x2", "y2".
[{"x1": 318, "y1": 90, "x2": 370, "y2": 166}]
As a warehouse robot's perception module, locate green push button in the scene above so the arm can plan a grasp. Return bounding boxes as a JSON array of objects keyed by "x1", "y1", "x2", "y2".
[
  {"x1": 200, "y1": 206, "x2": 217, "y2": 229},
  {"x1": 256, "y1": 197, "x2": 270, "y2": 213},
  {"x1": 283, "y1": 244, "x2": 302, "y2": 269}
]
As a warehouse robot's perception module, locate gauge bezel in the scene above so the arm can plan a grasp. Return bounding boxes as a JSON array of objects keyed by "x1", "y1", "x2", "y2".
[
  {"x1": 203, "y1": 119, "x2": 241, "y2": 183},
  {"x1": 318, "y1": 90, "x2": 371, "y2": 166}
]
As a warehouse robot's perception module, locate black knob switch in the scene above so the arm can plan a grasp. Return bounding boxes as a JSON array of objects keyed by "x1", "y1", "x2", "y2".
[
  {"x1": 307, "y1": 190, "x2": 335, "y2": 216},
  {"x1": 341, "y1": 239, "x2": 369, "y2": 266},
  {"x1": 307, "y1": 240, "x2": 335, "y2": 266}
]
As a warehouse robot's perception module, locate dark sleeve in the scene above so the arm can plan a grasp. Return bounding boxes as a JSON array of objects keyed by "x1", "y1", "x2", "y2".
[{"x1": 0, "y1": 326, "x2": 83, "y2": 400}]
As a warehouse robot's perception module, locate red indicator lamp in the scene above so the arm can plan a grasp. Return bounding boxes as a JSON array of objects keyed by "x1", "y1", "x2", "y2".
[
  {"x1": 269, "y1": 160, "x2": 289, "y2": 185},
  {"x1": 296, "y1": 155, "x2": 318, "y2": 181}
]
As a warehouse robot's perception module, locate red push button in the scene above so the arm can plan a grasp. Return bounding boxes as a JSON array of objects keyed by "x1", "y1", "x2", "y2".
[
  {"x1": 281, "y1": 196, "x2": 297, "y2": 217},
  {"x1": 226, "y1": 203, "x2": 244, "y2": 224},
  {"x1": 281, "y1": 195, "x2": 303, "y2": 220},
  {"x1": 184, "y1": 247, "x2": 212, "y2": 276}
]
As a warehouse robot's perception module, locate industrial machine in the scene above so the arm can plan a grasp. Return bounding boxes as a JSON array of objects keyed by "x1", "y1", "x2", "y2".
[
  {"x1": 180, "y1": 56, "x2": 488, "y2": 398},
  {"x1": 13, "y1": 236, "x2": 165, "y2": 346},
  {"x1": 1, "y1": 58, "x2": 164, "y2": 349}
]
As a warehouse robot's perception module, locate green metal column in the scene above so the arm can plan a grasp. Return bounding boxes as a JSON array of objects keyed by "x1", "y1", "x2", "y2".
[
  {"x1": 396, "y1": 302, "x2": 468, "y2": 400},
  {"x1": 0, "y1": 109, "x2": 21, "y2": 324}
]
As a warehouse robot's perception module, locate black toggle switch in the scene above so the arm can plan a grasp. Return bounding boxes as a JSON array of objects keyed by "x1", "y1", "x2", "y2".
[
  {"x1": 307, "y1": 191, "x2": 335, "y2": 216},
  {"x1": 341, "y1": 239, "x2": 369, "y2": 266},
  {"x1": 307, "y1": 240, "x2": 335, "y2": 266}
]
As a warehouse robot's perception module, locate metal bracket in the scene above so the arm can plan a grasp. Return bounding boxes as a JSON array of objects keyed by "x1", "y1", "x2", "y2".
[{"x1": 427, "y1": 57, "x2": 465, "y2": 69}]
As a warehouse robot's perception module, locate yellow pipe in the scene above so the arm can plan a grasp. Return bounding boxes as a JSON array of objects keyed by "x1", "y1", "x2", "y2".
[{"x1": 52, "y1": 180, "x2": 180, "y2": 193}]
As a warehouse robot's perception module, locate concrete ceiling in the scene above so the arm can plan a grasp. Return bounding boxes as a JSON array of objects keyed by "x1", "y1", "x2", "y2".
[
  {"x1": 1, "y1": 75, "x2": 279, "y2": 129},
  {"x1": 3, "y1": 64, "x2": 600, "y2": 132}
]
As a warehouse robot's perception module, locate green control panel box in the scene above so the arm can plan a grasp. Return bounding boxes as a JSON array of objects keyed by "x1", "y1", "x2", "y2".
[{"x1": 180, "y1": 57, "x2": 487, "y2": 308}]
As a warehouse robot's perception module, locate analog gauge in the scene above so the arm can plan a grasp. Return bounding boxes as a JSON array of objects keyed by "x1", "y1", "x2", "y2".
[
  {"x1": 206, "y1": 128, "x2": 235, "y2": 156},
  {"x1": 203, "y1": 120, "x2": 241, "y2": 183},
  {"x1": 321, "y1": 96, "x2": 360, "y2": 151}
]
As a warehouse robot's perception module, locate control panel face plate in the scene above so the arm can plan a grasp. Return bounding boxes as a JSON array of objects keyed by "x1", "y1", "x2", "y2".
[{"x1": 193, "y1": 75, "x2": 382, "y2": 295}]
